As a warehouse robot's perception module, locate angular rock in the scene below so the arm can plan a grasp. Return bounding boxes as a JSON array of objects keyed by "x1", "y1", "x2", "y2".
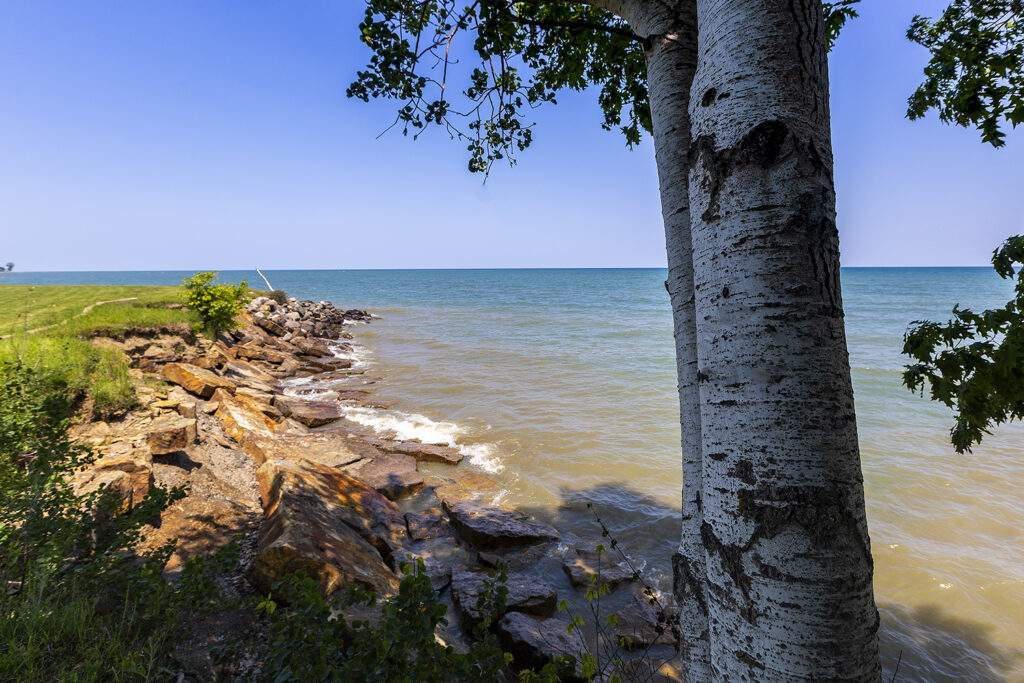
[
  {"x1": 372, "y1": 439, "x2": 463, "y2": 465},
  {"x1": 394, "y1": 549, "x2": 452, "y2": 592},
  {"x1": 405, "y1": 508, "x2": 450, "y2": 541},
  {"x1": 148, "y1": 491, "x2": 253, "y2": 572},
  {"x1": 235, "y1": 344, "x2": 290, "y2": 365},
  {"x1": 214, "y1": 388, "x2": 279, "y2": 443},
  {"x1": 443, "y1": 500, "x2": 558, "y2": 549},
  {"x1": 162, "y1": 362, "x2": 236, "y2": 399},
  {"x1": 274, "y1": 395, "x2": 342, "y2": 428},
  {"x1": 146, "y1": 415, "x2": 197, "y2": 455},
  {"x1": 561, "y1": 546, "x2": 635, "y2": 590},
  {"x1": 254, "y1": 315, "x2": 287, "y2": 337},
  {"x1": 451, "y1": 565, "x2": 557, "y2": 630},
  {"x1": 292, "y1": 337, "x2": 335, "y2": 356},
  {"x1": 222, "y1": 359, "x2": 277, "y2": 383},
  {"x1": 250, "y1": 458, "x2": 402, "y2": 598},
  {"x1": 342, "y1": 453, "x2": 424, "y2": 500},
  {"x1": 257, "y1": 458, "x2": 408, "y2": 565},
  {"x1": 299, "y1": 355, "x2": 352, "y2": 372},
  {"x1": 497, "y1": 613, "x2": 584, "y2": 673},
  {"x1": 242, "y1": 432, "x2": 367, "y2": 469},
  {"x1": 177, "y1": 400, "x2": 197, "y2": 420}
]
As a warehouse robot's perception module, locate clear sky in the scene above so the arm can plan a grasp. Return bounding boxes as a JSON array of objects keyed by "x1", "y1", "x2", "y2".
[{"x1": 0, "y1": 1, "x2": 1020, "y2": 271}]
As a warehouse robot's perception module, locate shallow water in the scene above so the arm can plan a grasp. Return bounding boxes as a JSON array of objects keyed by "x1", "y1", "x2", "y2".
[{"x1": 6, "y1": 268, "x2": 1024, "y2": 681}]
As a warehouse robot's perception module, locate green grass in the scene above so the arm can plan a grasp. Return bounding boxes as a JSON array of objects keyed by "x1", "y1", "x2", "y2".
[{"x1": 0, "y1": 285, "x2": 188, "y2": 337}]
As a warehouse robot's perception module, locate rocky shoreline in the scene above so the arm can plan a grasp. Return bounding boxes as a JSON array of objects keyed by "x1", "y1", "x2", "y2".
[{"x1": 70, "y1": 295, "x2": 680, "y2": 679}]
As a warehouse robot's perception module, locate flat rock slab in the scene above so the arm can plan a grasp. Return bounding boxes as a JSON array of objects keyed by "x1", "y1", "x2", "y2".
[
  {"x1": 250, "y1": 458, "x2": 403, "y2": 598},
  {"x1": 372, "y1": 439, "x2": 462, "y2": 465},
  {"x1": 73, "y1": 454, "x2": 153, "y2": 510},
  {"x1": 299, "y1": 355, "x2": 353, "y2": 371},
  {"x1": 427, "y1": 470, "x2": 503, "y2": 505},
  {"x1": 222, "y1": 359, "x2": 277, "y2": 383},
  {"x1": 342, "y1": 453, "x2": 424, "y2": 500},
  {"x1": 561, "y1": 546, "x2": 636, "y2": 590},
  {"x1": 405, "y1": 508, "x2": 450, "y2": 541},
  {"x1": 213, "y1": 388, "x2": 278, "y2": 443},
  {"x1": 147, "y1": 415, "x2": 197, "y2": 455},
  {"x1": 242, "y1": 432, "x2": 365, "y2": 469},
  {"x1": 451, "y1": 565, "x2": 557, "y2": 630},
  {"x1": 274, "y1": 395, "x2": 342, "y2": 427},
  {"x1": 235, "y1": 344, "x2": 291, "y2": 365},
  {"x1": 254, "y1": 315, "x2": 288, "y2": 337},
  {"x1": 292, "y1": 337, "x2": 335, "y2": 356},
  {"x1": 163, "y1": 362, "x2": 236, "y2": 399},
  {"x1": 394, "y1": 550, "x2": 452, "y2": 592},
  {"x1": 497, "y1": 612, "x2": 584, "y2": 675},
  {"x1": 443, "y1": 500, "x2": 558, "y2": 550}
]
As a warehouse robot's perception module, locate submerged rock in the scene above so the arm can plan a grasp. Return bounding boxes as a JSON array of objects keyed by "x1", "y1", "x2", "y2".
[
  {"x1": 405, "y1": 507, "x2": 450, "y2": 541},
  {"x1": 372, "y1": 439, "x2": 463, "y2": 465},
  {"x1": 443, "y1": 500, "x2": 558, "y2": 549},
  {"x1": 427, "y1": 470, "x2": 503, "y2": 505}
]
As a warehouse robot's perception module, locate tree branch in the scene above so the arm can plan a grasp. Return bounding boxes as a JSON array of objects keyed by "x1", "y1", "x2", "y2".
[{"x1": 482, "y1": 0, "x2": 644, "y2": 43}]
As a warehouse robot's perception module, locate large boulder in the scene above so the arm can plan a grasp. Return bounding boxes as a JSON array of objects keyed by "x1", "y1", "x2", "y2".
[
  {"x1": 451, "y1": 565, "x2": 557, "y2": 630},
  {"x1": 256, "y1": 458, "x2": 409, "y2": 566},
  {"x1": 214, "y1": 388, "x2": 279, "y2": 443},
  {"x1": 292, "y1": 337, "x2": 335, "y2": 356},
  {"x1": 342, "y1": 453, "x2": 424, "y2": 500},
  {"x1": 613, "y1": 589, "x2": 678, "y2": 649},
  {"x1": 274, "y1": 395, "x2": 343, "y2": 428},
  {"x1": 249, "y1": 458, "x2": 402, "y2": 598},
  {"x1": 222, "y1": 359, "x2": 277, "y2": 384},
  {"x1": 162, "y1": 363, "x2": 235, "y2": 399},
  {"x1": 146, "y1": 415, "x2": 197, "y2": 455},
  {"x1": 254, "y1": 316, "x2": 287, "y2": 337},
  {"x1": 241, "y1": 432, "x2": 368, "y2": 469},
  {"x1": 497, "y1": 613, "x2": 585, "y2": 674},
  {"x1": 235, "y1": 344, "x2": 291, "y2": 365},
  {"x1": 443, "y1": 500, "x2": 558, "y2": 549}
]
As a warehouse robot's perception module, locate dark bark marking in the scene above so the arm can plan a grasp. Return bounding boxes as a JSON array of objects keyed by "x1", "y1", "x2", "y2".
[
  {"x1": 673, "y1": 550, "x2": 709, "y2": 615},
  {"x1": 727, "y1": 459, "x2": 755, "y2": 485},
  {"x1": 701, "y1": 87, "x2": 717, "y2": 106},
  {"x1": 708, "y1": 452, "x2": 728, "y2": 462},
  {"x1": 721, "y1": 285, "x2": 730, "y2": 298}
]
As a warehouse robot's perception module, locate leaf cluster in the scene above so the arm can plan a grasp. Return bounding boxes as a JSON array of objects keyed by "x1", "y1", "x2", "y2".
[
  {"x1": 252, "y1": 559, "x2": 512, "y2": 682},
  {"x1": 903, "y1": 235, "x2": 1024, "y2": 452},
  {"x1": 907, "y1": 0, "x2": 1024, "y2": 146},
  {"x1": 182, "y1": 271, "x2": 250, "y2": 337}
]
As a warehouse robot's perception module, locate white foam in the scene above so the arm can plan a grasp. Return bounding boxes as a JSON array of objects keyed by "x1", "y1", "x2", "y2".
[{"x1": 340, "y1": 405, "x2": 505, "y2": 473}]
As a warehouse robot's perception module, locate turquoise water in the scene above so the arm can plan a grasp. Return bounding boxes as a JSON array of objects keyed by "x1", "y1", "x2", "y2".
[{"x1": 5, "y1": 268, "x2": 1023, "y2": 680}]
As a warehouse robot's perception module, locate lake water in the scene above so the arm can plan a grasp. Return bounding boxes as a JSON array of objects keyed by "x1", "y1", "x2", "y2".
[{"x1": 5, "y1": 268, "x2": 1023, "y2": 681}]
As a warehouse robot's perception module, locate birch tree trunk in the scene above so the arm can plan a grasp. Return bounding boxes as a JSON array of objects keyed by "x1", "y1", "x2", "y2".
[
  {"x1": 683, "y1": 0, "x2": 881, "y2": 678},
  {"x1": 639, "y1": 5, "x2": 709, "y2": 679}
]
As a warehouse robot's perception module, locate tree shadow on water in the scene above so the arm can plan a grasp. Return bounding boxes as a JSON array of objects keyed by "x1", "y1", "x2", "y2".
[{"x1": 879, "y1": 602, "x2": 1024, "y2": 682}]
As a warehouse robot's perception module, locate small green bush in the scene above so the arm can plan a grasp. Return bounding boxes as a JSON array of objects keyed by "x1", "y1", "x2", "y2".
[
  {"x1": 182, "y1": 271, "x2": 249, "y2": 337},
  {"x1": 267, "y1": 290, "x2": 288, "y2": 305}
]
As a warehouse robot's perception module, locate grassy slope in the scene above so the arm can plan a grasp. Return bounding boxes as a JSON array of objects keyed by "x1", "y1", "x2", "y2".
[
  {"x1": 0, "y1": 285, "x2": 195, "y2": 418},
  {"x1": 0, "y1": 285, "x2": 188, "y2": 337}
]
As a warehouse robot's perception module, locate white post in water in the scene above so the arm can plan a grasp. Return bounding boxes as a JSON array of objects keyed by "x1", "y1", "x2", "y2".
[{"x1": 256, "y1": 268, "x2": 274, "y2": 292}]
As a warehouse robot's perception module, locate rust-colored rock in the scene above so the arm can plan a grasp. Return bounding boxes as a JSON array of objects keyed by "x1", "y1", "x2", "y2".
[
  {"x1": 162, "y1": 362, "x2": 235, "y2": 399},
  {"x1": 249, "y1": 458, "x2": 405, "y2": 597},
  {"x1": 443, "y1": 500, "x2": 558, "y2": 549},
  {"x1": 292, "y1": 337, "x2": 335, "y2": 356},
  {"x1": 235, "y1": 344, "x2": 291, "y2": 365},
  {"x1": 242, "y1": 432, "x2": 366, "y2": 469},
  {"x1": 147, "y1": 415, "x2": 197, "y2": 455},
  {"x1": 222, "y1": 359, "x2": 277, "y2": 383},
  {"x1": 254, "y1": 316, "x2": 287, "y2": 337},
  {"x1": 274, "y1": 395, "x2": 342, "y2": 427},
  {"x1": 213, "y1": 388, "x2": 278, "y2": 443}
]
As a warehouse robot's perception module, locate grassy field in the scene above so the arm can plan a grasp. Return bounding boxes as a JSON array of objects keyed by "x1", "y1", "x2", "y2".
[{"x1": 0, "y1": 285, "x2": 189, "y2": 337}]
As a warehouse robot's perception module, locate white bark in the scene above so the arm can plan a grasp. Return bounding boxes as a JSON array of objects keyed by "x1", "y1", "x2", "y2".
[
  {"x1": 641, "y1": 6, "x2": 709, "y2": 680},
  {"x1": 685, "y1": 0, "x2": 881, "y2": 679}
]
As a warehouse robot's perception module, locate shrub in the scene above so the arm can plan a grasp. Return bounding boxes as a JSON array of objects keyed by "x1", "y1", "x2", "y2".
[
  {"x1": 182, "y1": 271, "x2": 249, "y2": 337},
  {"x1": 267, "y1": 290, "x2": 288, "y2": 305}
]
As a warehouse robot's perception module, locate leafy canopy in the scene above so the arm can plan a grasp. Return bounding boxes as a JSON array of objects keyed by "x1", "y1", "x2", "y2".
[
  {"x1": 903, "y1": 236, "x2": 1024, "y2": 453},
  {"x1": 907, "y1": 0, "x2": 1024, "y2": 146},
  {"x1": 349, "y1": 1, "x2": 859, "y2": 173}
]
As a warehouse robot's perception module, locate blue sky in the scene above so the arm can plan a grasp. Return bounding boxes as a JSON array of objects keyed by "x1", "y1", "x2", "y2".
[{"x1": 0, "y1": 1, "x2": 1020, "y2": 270}]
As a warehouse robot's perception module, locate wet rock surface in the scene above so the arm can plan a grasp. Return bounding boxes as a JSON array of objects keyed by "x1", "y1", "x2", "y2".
[
  {"x1": 443, "y1": 500, "x2": 559, "y2": 549},
  {"x1": 405, "y1": 507, "x2": 450, "y2": 541},
  {"x1": 497, "y1": 612, "x2": 585, "y2": 674},
  {"x1": 561, "y1": 545, "x2": 636, "y2": 590},
  {"x1": 273, "y1": 395, "x2": 342, "y2": 427}
]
